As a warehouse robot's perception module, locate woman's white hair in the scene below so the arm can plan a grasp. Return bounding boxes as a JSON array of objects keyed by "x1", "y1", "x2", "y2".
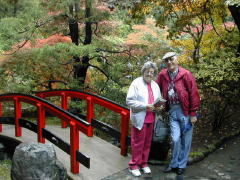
[{"x1": 141, "y1": 61, "x2": 158, "y2": 76}]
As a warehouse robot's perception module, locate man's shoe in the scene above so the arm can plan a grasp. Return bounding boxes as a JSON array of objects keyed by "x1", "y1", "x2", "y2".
[
  {"x1": 177, "y1": 168, "x2": 185, "y2": 175},
  {"x1": 163, "y1": 166, "x2": 177, "y2": 173},
  {"x1": 129, "y1": 168, "x2": 141, "y2": 177},
  {"x1": 142, "y1": 166, "x2": 151, "y2": 174}
]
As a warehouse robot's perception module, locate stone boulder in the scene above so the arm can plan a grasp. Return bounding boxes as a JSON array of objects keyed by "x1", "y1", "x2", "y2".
[
  {"x1": 0, "y1": 143, "x2": 8, "y2": 160},
  {"x1": 11, "y1": 142, "x2": 67, "y2": 180}
]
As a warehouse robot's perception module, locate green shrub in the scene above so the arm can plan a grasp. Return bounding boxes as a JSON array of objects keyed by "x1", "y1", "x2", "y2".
[{"x1": 185, "y1": 49, "x2": 240, "y2": 130}]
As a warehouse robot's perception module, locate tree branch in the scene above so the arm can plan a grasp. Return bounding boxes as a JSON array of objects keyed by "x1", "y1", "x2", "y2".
[
  {"x1": 3, "y1": 32, "x2": 33, "y2": 55},
  {"x1": 209, "y1": 15, "x2": 222, "y2": 36},
  {"x1": 95, "y1": 48, "x2": 132, "y2": 57},
  {"x1": 88, "y1": 63, "x2": 109, "y2": 80},
  {"x1": 18, "y1": 16, "x2": 54, "y2": 34},
  {"x1": 3, "y1": 14, "x2": 65, "y2": 55},
  {"x1": 88, "y1": 63, "x2": 123, "y2": 86},
  {"x1": 93, "y1": 22, "x2": 99, "y2": 36}
]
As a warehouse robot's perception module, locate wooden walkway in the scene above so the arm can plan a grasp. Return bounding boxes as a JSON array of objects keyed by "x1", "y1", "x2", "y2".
[{"x1": 1, "y1": 124, "x2": 130, "y2": 180}]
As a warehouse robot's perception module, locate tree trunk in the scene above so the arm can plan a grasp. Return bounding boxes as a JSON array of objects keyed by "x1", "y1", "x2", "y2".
[
  {"x1": 68, "y1": 1, "x2": 92, "y2": 88},
  {"x1": 69, "y1": 19, "x2": 79, "y2": 45},
  {"x1": 74, "y1": 4, "x2": 93, "y2": 87},
  {"x1": 73, "y1": 56, "x2": 90, "y2": 86},
  {"x1": 84, "y1": 6, "x2": 92, "y2": 45},
  {"x1": 228, "y1": 5, "x2": 240, "y2": 57},
  {"x1": 192, "y1": 46, "x2": 200, "y2": 64}
]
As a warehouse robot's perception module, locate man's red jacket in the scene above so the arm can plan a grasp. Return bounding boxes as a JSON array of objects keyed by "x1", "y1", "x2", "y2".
[{"x1": 156, "y1": 66, "x2": 200, "y2": 116}]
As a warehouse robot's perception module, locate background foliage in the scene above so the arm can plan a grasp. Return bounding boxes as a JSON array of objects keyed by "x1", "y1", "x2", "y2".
[{"x1": 0, "y1": 0, "x2": 239, "y2": 132}]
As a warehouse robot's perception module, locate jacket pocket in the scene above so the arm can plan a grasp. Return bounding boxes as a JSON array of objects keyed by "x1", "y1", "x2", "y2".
[{"x1": 131, "y1": 111, "x2": 146, "y2": 129}]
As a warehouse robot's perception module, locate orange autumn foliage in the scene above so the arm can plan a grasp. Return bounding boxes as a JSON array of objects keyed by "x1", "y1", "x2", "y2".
[{"x1": 18, "y1": 34, "x2": 71, "y2": 49}]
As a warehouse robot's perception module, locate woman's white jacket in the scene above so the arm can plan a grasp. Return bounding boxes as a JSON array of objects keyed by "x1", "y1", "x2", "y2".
[{"x1": 126, "y1": 77, "x2": 161, "y2": 130}]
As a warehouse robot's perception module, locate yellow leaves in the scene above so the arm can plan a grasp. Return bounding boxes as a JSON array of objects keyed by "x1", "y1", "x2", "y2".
[
  {"x1": 171, "y1": 38, "x2": 194, "y2": 63},
  {"x1": 139, "y1": 4, "x2": 152, "y2": 15},
  {"x1": 171, "y1": 0, "x2": 218, "y2": 16},
  {"x1": 200, "y1": 31, "x2": 218, "y2": 55},
  {"x1": 129, "y1": 1, "x2": 156, "y2": 16},
  {"x1": 156, "y1": 2, "x2": 161, "y2": 6}
]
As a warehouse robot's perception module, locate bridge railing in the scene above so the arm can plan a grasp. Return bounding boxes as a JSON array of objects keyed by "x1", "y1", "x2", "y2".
[
  {"x1": 0, "y1": 93, "x2": 90, "y2": 174},
  {"x1": 36, "y1": 89, "x2": 130, "y2": 156}
]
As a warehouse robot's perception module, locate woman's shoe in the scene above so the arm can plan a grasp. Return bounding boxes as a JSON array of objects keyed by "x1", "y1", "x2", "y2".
[
  {"x1": 142, "y1": 166, "x2": 151, "y2": 174},
  {"x1": 129, "y1": 168, "x2": 141, "y2": 177}
]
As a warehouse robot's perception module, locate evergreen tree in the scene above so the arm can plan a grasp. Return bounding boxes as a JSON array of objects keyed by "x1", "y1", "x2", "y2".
[{"x1": 0, "y1": 0, "x2": 136, "y2": 102}]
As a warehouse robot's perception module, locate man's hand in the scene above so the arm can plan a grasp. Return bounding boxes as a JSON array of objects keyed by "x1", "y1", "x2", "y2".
[
  {"x1": 154, "y1": 105, "x2": 165, "y2": 112},
  {"x1": 190, "y1": 116, "x2": 197, "y2": 124},
  {"x1": 146, "y1": 104, "x2": 154, "y2": 112}
]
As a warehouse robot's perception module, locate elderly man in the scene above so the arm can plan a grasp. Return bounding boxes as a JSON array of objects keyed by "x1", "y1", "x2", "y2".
[{"x1": 156, "y1": 52, "x2": 200, "y2": 175}]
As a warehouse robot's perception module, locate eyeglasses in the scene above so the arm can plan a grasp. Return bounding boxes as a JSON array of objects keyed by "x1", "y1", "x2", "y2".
[
  {"x1": 144, "y1": 70, "x2": 155, "y2": 75},
  {"x1": 164, "y1": 57, "x2": 175, "y2": 63}
]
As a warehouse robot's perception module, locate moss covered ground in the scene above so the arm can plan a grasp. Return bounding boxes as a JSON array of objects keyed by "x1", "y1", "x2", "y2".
[{"x1": 0, "y1": 159, "x2": 11, "y2": 180}]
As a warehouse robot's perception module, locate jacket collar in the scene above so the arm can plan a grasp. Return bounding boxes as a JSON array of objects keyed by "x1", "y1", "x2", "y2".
[{"x1": 162, "y1": 66, "x2": 185, "y2": 81}]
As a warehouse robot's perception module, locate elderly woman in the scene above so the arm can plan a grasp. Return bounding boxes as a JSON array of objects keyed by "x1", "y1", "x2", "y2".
[{"x1": 126, "y1": 61, "x2": 162, "y2": 177}]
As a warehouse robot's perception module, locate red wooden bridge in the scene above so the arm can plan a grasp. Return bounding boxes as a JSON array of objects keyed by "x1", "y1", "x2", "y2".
[{"x1": 0, "y1": 90, "x2": 131, "y2": 179}]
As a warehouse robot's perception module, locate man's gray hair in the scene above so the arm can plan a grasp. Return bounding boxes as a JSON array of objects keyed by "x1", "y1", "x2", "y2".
[{"x1": 141, "y1": 61, "x2": 158, "y2": 75}]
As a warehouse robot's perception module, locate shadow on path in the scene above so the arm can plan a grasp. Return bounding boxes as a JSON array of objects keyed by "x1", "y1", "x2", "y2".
[{"x1": 102, "y1": 135, "x2": 240, "y2": 180}]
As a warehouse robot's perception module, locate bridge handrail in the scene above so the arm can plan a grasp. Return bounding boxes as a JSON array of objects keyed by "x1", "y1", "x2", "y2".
[
  {"x1": 36, "y1": 89, "x2": 129, "y2": 112},
  {"x1": 36, "y1": 89, "x2": 130, "y2": 156},
  {"x1": 0, "y1": 93, "x2": 90, "y2": 174}
]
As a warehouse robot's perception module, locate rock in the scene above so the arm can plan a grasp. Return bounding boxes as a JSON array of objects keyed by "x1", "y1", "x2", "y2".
[
  {"x1": 165, "y1": 173, "x2": 176, "y2": 180},
  {"x1": 0, "y1": 143, "x2": 8, "y2": 160},
  {"x1": 218, "y1": 172, "x2": 225, "y2": 176},
  {"x1": 0, "y1": 143, "x2": 5, "y2": 151},
  {"x1": 11, "y1": 142, "x2": 67, "y2": 180},
  {"x1": 176, "y1": 175, "x2": 184, "y2": 180},
  {"x1": 223, "y1": 175, "x2": 231, "y2": 179}
]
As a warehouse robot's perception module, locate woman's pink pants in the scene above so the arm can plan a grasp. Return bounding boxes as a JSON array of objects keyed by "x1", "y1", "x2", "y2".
[{"x1": 129, "y1": 123, "x2": 154, "y2": 170}]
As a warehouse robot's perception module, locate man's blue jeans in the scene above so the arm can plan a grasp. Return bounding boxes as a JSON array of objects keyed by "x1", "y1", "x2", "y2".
[{"x1": 169, "y1": 105, "x2": 193, "y2": 169}]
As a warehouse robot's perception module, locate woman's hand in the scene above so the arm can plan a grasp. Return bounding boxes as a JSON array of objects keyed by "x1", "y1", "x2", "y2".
[
  {"x1": 146, "y1": 104, "x2": 154, "y2": 112},
  {"x1": 154, "y1": 105, "x2": 165, "y2": 112}
]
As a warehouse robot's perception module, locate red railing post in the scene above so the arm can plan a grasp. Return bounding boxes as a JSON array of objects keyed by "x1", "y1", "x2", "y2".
[
  {"x1": 86, "y1": 96, "x2": 93, "y2": 137},
  {"x1": 14, "y1": 97, "x2": 22, "y2": 137},
  {"x1": 61, "y1": 92, "x2": 68, "y2": 128},
  {"x1": 37, "y1": 103, "x2": 45, "y2": 143},
  {"x1": 120, "y1": 110, "x2": 130, "y2": 156},
  {"x1": 70, "y1": 121, "x2": 79, "y2": 174},
  {"x1": 0, "y1": 102, "x2": 2, "y2": 132}
]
